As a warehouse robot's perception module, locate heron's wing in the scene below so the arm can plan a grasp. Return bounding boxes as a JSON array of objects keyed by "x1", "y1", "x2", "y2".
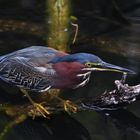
[
  {"x1": 0, "y1": 58, "x2": 55, "y2": 91},
  {"x1": 0, "y1": 46, "x2": 67, "y2": 66},
  {"x1": 0, "y1": 48, "x2": 60, "y2": 91}
]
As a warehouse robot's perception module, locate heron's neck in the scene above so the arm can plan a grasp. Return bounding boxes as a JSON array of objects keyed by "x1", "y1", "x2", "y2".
[
  {"x1": 53, "y1": 62, "x2": 84, "y2": 76},
  {"x1": 53, "y1": 62, "x2": 91, "y2": 88}
]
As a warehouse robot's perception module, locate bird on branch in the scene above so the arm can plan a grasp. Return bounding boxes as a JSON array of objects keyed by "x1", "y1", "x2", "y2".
[{"x1": 0, "y1": 46, "x2": 135, "y2": 118}]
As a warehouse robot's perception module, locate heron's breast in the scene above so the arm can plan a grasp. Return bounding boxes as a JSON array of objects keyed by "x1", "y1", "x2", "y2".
[{"x1": 52, "y1": 62, "x2": 85, "y2": 88}]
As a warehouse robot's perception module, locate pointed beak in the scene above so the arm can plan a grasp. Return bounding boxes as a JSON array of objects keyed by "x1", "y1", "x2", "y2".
[
  {"x1": 82, "y1": 62, "x2": 135, "y2": 74},
  {"x1": 97, "y1": 62, "x2": 135, "y2": 74}
]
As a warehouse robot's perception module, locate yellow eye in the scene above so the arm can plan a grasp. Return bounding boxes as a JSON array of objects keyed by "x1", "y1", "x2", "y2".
[
  {"x1": 85, "y1": 62, "x2": 92, "y2": 67},
  {"x1": 85, "y1": 62, "x2": 101, "y2": 67}
]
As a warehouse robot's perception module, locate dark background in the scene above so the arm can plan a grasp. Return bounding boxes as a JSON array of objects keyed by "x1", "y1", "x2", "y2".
[{"x1": 0, "y1": 0, "x2": 140, "y2": 140}]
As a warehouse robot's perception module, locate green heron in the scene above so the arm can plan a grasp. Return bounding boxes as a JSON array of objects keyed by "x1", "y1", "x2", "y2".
[{"x1": 0, "y1": 46, "x2": 134, "y2": 117}]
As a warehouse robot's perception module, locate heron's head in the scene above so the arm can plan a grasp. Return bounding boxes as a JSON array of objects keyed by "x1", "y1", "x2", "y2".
[{"x1": 49, "y1": 53, "x2": 135, "y2": 74}]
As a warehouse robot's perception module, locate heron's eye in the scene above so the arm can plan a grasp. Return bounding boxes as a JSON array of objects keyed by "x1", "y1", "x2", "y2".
[
  {"x1": 85, "y1": 62, "x2": 101, "y2": 67},
  {"x1": 85, "y1": 62, "x2": 93, "y2": 67}
]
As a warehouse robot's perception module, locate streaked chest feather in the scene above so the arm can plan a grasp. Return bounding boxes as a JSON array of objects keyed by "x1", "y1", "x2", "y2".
[{"x1": 53, "y1": 62, "x2": 91, "y2": 88}]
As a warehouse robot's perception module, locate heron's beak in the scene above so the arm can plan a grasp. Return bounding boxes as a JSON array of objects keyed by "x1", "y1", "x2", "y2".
[
  {"x1": 83, "y1": 62, "x2": 135, "y2": 74},
  {"x1": 99, "y1": 62, "x2": 135, "y2": 74}
]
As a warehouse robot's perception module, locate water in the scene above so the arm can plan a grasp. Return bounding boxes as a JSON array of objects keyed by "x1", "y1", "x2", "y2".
[{"x1": 0, "y1": 0, "x2": 140, "y2": 140}]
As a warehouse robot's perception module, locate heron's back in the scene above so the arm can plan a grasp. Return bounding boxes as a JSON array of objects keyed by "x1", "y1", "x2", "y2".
[{"x1": 0, "y1": 46, "x2": 66, "y2": 91}]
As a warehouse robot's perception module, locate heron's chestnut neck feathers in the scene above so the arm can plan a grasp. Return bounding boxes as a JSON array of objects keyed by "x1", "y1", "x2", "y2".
[
  {"x1": 52, "y1": 61, "x2": 87, "y2": 88},
  {"x1": 53, "y1": 62, "x2": 84, "y2": 77}
]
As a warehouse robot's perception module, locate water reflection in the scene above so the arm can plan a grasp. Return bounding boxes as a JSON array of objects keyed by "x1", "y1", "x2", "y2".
[
  {"x1": 0, "y1": 112, "x2": 90, "y2": 140},
  {"x1": 104, "y1": 109, "x2": 140, "y2": 135}
]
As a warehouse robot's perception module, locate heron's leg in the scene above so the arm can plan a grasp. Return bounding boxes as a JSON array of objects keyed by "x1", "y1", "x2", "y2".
[
  {"x1": 54, "y1": 96, "x2": 78, "y2": 113},
  {"x1": 63, "y1": 100, "x2": 78, "y2": 113},
  {"x1": 52, "y1": 95, "x2": 78, "y2": 113},
  {"x1": 20, "y1": 89, "x2": 50, "y2": 118},
  {"x1": 48, "y1": 90, "x2": 77, "y2": 113}
]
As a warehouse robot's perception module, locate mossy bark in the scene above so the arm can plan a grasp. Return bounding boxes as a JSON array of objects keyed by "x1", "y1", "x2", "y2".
[{"x1": 46, "y1": 0, "x2": 70, "y2": 52}]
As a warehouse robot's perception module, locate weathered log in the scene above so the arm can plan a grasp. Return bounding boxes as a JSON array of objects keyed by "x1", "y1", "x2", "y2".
[
  {"x1": 1, "y1": 75, "x2": 140, "y2": 118},
  {"x1": 81, "y1": 80, "x2": 140, "y2": 111}
]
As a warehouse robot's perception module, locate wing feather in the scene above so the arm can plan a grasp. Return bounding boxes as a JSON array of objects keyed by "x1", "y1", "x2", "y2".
[{"x1": 0, "y1": 46, "x2": 67, "y2": 91}]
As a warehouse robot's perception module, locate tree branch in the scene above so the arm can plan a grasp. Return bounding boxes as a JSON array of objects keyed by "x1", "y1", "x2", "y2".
[
  {"x1": 2, "y1": 77, "x2": 140, "y2": 118},
  {"x1": 81, "y1": 80, "x2": 140, "y2": 111}
]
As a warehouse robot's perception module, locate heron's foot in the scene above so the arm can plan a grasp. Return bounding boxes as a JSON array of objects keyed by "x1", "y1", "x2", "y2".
[
  {"x1": 31, "y1": 103, "x2": 50, "y2": 119},
  {"x1": 63, "y1": 100, "x2": 77, "y2": 113}
]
